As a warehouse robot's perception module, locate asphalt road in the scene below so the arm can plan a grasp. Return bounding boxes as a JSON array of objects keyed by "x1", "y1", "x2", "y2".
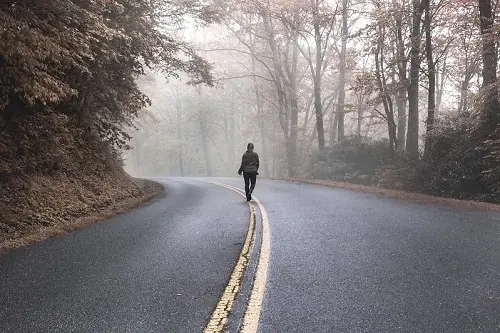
[
  {"x1": 0, "y1": 179, "x2": 249, "y2": 333},
  {"x1": 2, "y1": 177, "x2": 500, "y2": 332}
]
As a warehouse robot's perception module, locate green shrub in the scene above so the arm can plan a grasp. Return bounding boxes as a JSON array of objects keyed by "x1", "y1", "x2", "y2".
[
  {"x1": 311, "y1": 136, "x2": 393, "y2": 184},
  {"x1": 478, "y1": 128, "x2": 500, "y2": 202},
  {"x1": 419, "y1": 113, "x2": 489, "y2": 200},
  {"x1": 310, "y1": 114, "x2": 500, "y2": 202},
  {"x1": 374, "y1": 153, "x2": 421, "y2": 191}
]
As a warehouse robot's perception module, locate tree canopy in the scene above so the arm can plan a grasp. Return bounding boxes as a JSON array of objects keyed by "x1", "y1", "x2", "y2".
[{"x1": 0, "y1": 0, "x2": 215, "y2": 147}]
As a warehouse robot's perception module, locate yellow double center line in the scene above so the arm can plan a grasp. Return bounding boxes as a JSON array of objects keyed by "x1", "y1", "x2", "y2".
[{"x1": 203, "y1": 181, "x2": 270, "y2": 333}]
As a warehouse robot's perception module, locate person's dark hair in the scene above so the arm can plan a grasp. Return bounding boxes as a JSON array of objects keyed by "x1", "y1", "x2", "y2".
[{"x1": 247, "y1": 143, "x2": 254, "y2": 150}]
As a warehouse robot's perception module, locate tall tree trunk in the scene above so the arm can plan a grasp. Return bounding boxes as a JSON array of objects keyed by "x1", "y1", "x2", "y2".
[
  {"x1": 176, "y1": 88, "x2": 184, "y2": 176},
  {"x1": 251, "y1": 56, "x2": 271, "y2": 177},
  {"x1": 199, "y1": 119, "x2": 212, "y2": 176},
  {"x1": 196, "y1": 85, "x2": 212, "y2": 176},
  {"x1": 458, "y1": 79, "x2": 471, "y2": 114},
  {"x1": 424, "y1": 0, "x2": 435, "y2": 154},
  {"x1": 337, "y1": 0, "x2": 348, "y2": 143},
  {"x1": 228, "y1": 83, "x2": 236, "y2": 172},
  {"x1": 330, "y1": 111, "x2": 339, "y2": 144},
  {"x1": 375, "y1": 31, "x2": 397, "y2": 155},
  {"x1": 289, "y1": 26, "x2": 299, "y2": 174},
  {"x1": 223, "y1": 108, "x2": 231, "y2": 174},
  {"x1": 457, "y1": 37, "x2": 475, "y2": 114},
  {"x1": 406, "y1": 0, "x2": 426, "y2": 154},
  {"x1": 271, "y1": 106, "x2": 277, "y2": 177},
  {"x1": 436, "y1": 56, "x2": 447, "y2": 113},
  {"x1": 327, "y1": 88, "x2": 339, "y2": 144},
  {"x1": 312, "y1": 0, "x2": 326, "y2": 150},
  {"x1": 259, "y1": 5, "x2": 296, "y2": 176},
  {"x1": 478, "y1": 0, "x2": 500, "y2": 135},
  {"x1": 356, "y1": 96, "x2": 364, "y2": 137},
  {"x1": 257, "y1": 94, "x2": 270, "y2": 177},
  {"x1": 395, "y1": 15, "x2": 407, "y2": 150},
  {"x1": 246, "y1": 27, "x2": 270, "y2": 177},
  {"x1": 395, "y1": 90, "x2": 406, "y2": 149}
]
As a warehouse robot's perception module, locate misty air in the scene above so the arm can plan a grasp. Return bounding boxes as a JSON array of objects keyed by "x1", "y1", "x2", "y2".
[{"x1": 1, "y1": 0, "x2": 500, "y2": 332}]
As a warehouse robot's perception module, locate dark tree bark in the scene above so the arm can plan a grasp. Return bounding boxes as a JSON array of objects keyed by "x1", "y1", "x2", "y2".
[
  {"x1": 356, "y1": 97, "x2": 364, "y2": 137},
  {"x1": 424, "y1": 0, "x2": 435, "y2": 154},
  {"x1": 395, "y1": 13, "x2": 407, "y2": 150},
  {"x1": 478, "y1": 0, "x2": 500, "y2": 135},
  {"x1": 406, "y1": 0, "x2": 427, "y2": 155},
  {"x1": 458, "y1": 79, "x2": 470, "y2": 114},
  {"x1": 456, "y1": 31, "x2": 479, "y2": 114},
  {"x1": 374, "y1": 30, "x2": 397, "y2": 155},
  {"x1": 312, "y1": 0, "x2": 326, "y2": 150},
  {"x1": 327, "y1": 88, "x2": 339, "y2": 144},
  {"x1": 337, "y1": 0, "x2": 348, "y2": 143}
]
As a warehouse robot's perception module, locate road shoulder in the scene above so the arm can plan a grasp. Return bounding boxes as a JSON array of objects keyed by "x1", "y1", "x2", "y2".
[
  {"x1": 275, "y1": 177, "x2": 500, "y2": 211},
  {"x1": 0, "y1": 178, "x2": 163, "y2": 254}
]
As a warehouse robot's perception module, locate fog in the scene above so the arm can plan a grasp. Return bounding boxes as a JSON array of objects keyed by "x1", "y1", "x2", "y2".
[{"x1": 124, "y1": 0, "x2": 479, "y2": 183}]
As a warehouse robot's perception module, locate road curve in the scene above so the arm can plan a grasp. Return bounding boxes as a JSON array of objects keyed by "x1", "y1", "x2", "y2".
[
  {"x1": 2, "y1": 177, "x2": 500, "y2": 333},
  {"x1": 215, "y1": 177, "x2": 500, "y2": 333},
  {"x1": 0, "y1": 178, "x2": 250, "y2": 333}
]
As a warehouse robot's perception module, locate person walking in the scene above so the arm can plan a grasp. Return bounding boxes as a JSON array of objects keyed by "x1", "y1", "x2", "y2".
[{"x1": 238, "y1": 143, "x2": 259, "y2": 201}]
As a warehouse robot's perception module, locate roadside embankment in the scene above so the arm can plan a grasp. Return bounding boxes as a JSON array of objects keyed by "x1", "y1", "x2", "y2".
[
  {"x1": 0, "y1": 109, "x2": 164, "y2": 253},
  {"x1": 0, "y1": 173, "x2": 163, "y2": 253}
]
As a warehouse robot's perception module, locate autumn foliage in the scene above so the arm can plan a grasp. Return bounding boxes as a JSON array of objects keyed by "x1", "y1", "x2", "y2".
[{"x1": 0, "y1": 0, "x2": 214, "y2": 234}]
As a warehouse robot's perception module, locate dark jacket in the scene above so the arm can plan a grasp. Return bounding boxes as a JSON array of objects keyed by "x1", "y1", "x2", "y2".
[{"x1": 238, "y1": 150, "x2": 259, "y2": 174}]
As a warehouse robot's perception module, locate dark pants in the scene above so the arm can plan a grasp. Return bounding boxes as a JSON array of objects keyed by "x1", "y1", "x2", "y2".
[{"x1": 243, "y1": 172, "x2": 257, "y2": 197}]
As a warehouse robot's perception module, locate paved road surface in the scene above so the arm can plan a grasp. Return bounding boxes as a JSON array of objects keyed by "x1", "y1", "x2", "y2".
[{"x1": 1, "y1": 177, "x2": 500, "y2": 332}]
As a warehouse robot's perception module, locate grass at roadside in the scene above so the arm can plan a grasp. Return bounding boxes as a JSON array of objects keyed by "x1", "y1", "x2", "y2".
[{"x1": 0, "y1": 178, "x2": 163, "y2": 254}]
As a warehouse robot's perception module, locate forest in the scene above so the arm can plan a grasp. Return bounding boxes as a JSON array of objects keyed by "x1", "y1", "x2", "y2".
[
  {"x1": 0, "y1": 0, "x2": 214, "y2": 239},
  {"x1": 128, "y1": 0, "x2": 500, "y2": 203},
  {"x1": 1, "y1": 0, "x2": 500, "y2": 240}
]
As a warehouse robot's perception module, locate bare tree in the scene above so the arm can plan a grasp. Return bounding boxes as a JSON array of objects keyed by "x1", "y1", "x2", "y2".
[
  {"x1": 478, "y1": 0, "x2": 500, "y2": 136},
  {"x1": 394, "y1": 0, "x2": 408, "y2": 150},
  {"x1": 337, "y1": 0, "x2": 349, "y2": 143},
  {"x1": 374, "y1": 25, "x2": 398, "y2": 153},
  {"x1": 423, "y1": 0, "x2": 435, "y2": 154},
  {"x1": 406, "y1": 0, "x2": 427, "y2": 154}
]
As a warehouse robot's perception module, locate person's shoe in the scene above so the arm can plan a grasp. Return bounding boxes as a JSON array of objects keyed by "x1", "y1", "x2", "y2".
[{"x1": 246, "y1": 193, "x2": 251, "y2": 201}]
